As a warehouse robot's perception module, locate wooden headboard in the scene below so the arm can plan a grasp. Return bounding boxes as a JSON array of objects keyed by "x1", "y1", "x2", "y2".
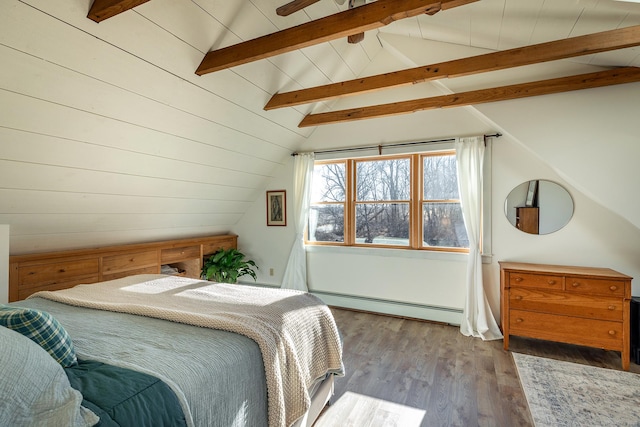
[{"x1": 8, "y1": 234, "x2": 237, "y2": 302}]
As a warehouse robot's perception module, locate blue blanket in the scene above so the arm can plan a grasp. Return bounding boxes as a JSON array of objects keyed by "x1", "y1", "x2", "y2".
[{"x1": 65, "y1": 359, "x2": 187, "y2": 427}]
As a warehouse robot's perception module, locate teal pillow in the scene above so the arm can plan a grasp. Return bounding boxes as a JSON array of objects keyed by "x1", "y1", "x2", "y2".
[{"x1": 0, "y1": 306, "x2": 78, "y2": 367}]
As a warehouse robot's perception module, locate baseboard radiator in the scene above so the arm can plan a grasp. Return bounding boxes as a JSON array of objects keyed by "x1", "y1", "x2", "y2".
[
  {"x1": 240, "y1": 282, "x2": 463, "y2": 325},
  {"x1": 311, "y1": 290, "x2": 463, "y2": 325}
]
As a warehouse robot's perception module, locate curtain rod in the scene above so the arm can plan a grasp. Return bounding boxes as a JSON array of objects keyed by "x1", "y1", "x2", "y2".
[{"x1": 291, "y1": 133, "x2": 502, "y2": 156}]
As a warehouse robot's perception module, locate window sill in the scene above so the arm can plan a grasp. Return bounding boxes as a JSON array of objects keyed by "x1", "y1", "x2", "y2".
[{"x1": 306, "y1": 244, "x2": 493, "y2": 264}]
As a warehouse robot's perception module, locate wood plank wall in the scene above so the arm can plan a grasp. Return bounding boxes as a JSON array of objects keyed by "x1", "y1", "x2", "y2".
[{"x1": 0, "y1": 0, "x2": 380, "y2": 254}]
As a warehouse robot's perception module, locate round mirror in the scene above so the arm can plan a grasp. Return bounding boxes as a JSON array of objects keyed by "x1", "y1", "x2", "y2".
[{"x1": 504, "y1": 180, "x2": 574, "y2": 235}]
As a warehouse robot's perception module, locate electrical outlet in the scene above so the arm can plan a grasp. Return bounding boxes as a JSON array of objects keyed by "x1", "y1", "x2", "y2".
[{"x1": 269, "y1": 268, "x2": 274, "y2": 276}]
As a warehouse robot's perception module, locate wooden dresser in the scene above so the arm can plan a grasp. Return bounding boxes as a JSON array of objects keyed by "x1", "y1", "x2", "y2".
[
  {"x1": 9, "y1": 234, "x2": 237, "y2": 302},
  {"x1": 500, "y1": 261, "x2": 632, "y2": 370}
]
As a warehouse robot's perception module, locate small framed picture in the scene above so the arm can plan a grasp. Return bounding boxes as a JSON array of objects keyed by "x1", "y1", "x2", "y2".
[
  {"x1": 266, "y1": 190, "x2": 286, "y2": 226},
  {"x1": 525, "y1": 180, "x2": 538, "y2": 207}
]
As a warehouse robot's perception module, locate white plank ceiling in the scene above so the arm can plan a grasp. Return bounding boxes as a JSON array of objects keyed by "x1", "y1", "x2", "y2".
[{"x1": 1, "y1": 0, "x2": 639, "y2": 253}]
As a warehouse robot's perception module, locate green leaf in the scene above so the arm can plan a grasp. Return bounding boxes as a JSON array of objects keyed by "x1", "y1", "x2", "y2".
[{"x1": 201, "y1": 248, "x2": 258, "y2": 283}]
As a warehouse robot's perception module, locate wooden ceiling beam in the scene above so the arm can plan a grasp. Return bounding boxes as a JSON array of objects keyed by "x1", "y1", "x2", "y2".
[
  {"x1": 195, "y1": 0, "x2": 478, "y2": 76},
  {"x1": 298, "y1": 67, "x2": 640, "y2": 127},
  {"x1": 266, "y1": 25, "x2": 640, "y2": 110},
  {"x1": 87, "y1": 0, "x2": 151, "y2": 23},
  {"x1": 277, "y1": 0, "x2": 322, "y2": 17}
]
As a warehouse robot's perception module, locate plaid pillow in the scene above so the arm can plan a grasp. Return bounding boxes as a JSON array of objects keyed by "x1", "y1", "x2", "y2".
[{"x1": 0, "y1": 306, "x2": 77, "y2": 367}]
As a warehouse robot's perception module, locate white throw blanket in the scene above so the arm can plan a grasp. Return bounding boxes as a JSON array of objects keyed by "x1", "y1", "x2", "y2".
[{"x1": 30, "y1": 274, "x2": 344, "y2": 427}]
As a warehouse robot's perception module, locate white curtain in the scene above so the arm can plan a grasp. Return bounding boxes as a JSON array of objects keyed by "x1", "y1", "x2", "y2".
[
  {"x1": 456, "y1": 136, "x2": 503, "y2": 340},
  {"x1": 281, "y1": 152, "x2": 315, "y2": 291}
]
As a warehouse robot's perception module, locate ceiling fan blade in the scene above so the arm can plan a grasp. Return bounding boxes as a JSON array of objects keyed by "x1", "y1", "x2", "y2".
[{"x1": 276, "y1": 0, "x2": 321, "y2": 16}]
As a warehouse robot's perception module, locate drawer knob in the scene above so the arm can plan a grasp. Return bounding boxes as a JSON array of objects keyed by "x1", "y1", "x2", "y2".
[
  {"x1": 609, "y1": 305, "x2": 616, "y2": 311},
  {"x1": 608, "y1": 330, "x2": 616, "y2": 336},
  {"x1": 610, "y1": 285, "x2": 617, "y2": 291},
  {"x1": 516, "y1": 318, "x2": 523, "y2": 323},
  {"x1": 548, "y1": 280, "x2": 556, "y2": 285},
  {"x1": 515, "y1": 295, "x2": 523, "y2": 300},
  {"x1": 572, "y1": 282, "x2": 580, "y2": 287},
  {"x1": 514, "y1": 277, "x2": 523, "y2": 282}
]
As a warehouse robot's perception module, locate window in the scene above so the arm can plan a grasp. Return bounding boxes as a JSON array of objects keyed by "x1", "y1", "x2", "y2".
[
  {"x1": 307, "y1": 151, "x2": 470, "y2": 252},
  {"x1": 309, "y1": 162, "x2": 346, "y2": 243},
  {"x1": 421, "y1": 153, "x2": 468, "y2": 249}
]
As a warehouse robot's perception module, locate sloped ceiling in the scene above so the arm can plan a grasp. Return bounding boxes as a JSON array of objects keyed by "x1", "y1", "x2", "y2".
[{"x1": 1, "y1": 0, "x2": 640, "y2": 253}]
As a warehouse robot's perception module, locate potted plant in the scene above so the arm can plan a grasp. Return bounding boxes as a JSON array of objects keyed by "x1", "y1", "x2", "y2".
[{"x1": 201, "y1": 248, "x2": 258, "y2": 283}]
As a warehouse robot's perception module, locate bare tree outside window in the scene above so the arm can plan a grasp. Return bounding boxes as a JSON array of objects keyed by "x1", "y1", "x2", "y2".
[
  {"x1": 423, "y1": 154, "x2": 468, "y2": 248},
  {"x1": 308, "y1": 162, "x2": 346, "y2": 242},
  {"x1": 355, "y1": 158, "x2": 409, "y2": 246}
]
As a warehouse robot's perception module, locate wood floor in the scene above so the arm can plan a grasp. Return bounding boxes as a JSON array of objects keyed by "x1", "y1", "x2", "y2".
[{"x1": 314, "y1": 308, "x2": 640, "y2": 427}]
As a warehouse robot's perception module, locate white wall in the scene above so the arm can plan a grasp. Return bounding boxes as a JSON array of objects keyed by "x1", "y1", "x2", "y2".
[
  {"x1": 490, "y1": 136, "x2": 640, "y2": 302},
  {"x1": 478, "y1": 83, "x2": 640, "y2": 230},
  {"x1": 233, "y1": 130, "x2": 640, "y2": 325},
  {"x1": 0, "y1": 225, "x2": 9, "y2": 304},
  {"x1": 231, "y1": 161, "x2": 297, "y2": 287}
]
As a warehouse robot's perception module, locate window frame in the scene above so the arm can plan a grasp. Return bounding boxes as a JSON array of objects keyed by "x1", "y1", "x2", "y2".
[
  {"x1": 307, "y1": 159, "x2": 349, "y2": 246},
  {"x1": 418, "y1": 150, "x2": 469, "y2": 253},
  {"x1": 352, "y1": 154, "x2": 412, "y2": 248},
  {"x1": 306, "y1": 149, "x2": 473, "y2": 253}
]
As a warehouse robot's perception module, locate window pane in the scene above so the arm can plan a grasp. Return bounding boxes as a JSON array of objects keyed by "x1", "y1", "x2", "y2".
[
  {"x1": 356, "y1": 158, "x2": 410, "y2": 201},
  {"x1": 312, "y1": 163, "x2": 346, "y2": 202},
  {"x1": 355, "y1": 203, "x2": 409, "y2": 246},
  {"x1": 308, "y1": 205, "x2": 344, "y2": 242},
  {"x1": 422, "y1": 203, "x2": 468, "y2": 248},
  {"x1": 423, "y1": 154, "x2": 459, "y2": 200}
]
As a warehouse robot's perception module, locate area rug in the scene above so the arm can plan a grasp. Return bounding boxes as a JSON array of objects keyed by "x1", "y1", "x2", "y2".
[{"x1": 513, "y1": 353, "x2": 640, "y2": 427}]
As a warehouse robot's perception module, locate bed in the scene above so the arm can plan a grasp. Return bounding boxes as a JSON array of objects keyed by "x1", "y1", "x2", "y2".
[{"x1": 0, "y1": 274, "x2": 345, "y2": 427}]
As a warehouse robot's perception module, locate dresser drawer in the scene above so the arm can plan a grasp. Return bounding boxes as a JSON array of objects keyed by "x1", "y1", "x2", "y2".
[
  {"x1": 509, "y1": 309, "x2": 623, "y2": 351},
  {"x1": 18, "y1": 258, "x2": 100, "y2": 289},
  {"x1": 102, "y1": 251, "x2": 158, "y2": 275},
  {"x1": 565, "y1": 276, "x2": 625, "y2": 296},
  {"x1": 161, "y1": 245, "x2": 201, "y2": 264},
  {"x1": 509, "y1": 288, "x2": 623, "y2": 321},
  {"x1": 509, "y1": 273, "x2": 563, "y2": 290}
]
